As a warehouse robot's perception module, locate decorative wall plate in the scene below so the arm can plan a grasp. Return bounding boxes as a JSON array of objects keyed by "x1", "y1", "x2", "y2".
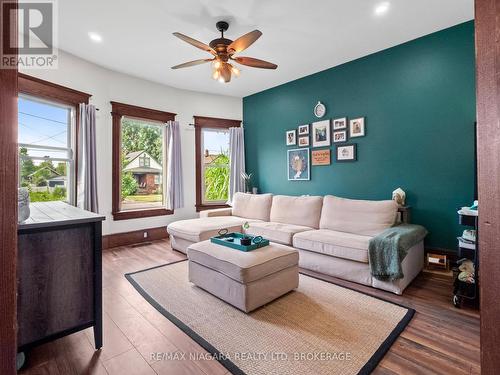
[{"x1": 314, "y1": 101, "x2": 326, "y2": 118}]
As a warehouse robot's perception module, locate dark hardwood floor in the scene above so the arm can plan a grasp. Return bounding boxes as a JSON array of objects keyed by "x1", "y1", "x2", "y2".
[{"x1": 19, "y1": 239, "x2": 480, "y2": 375}]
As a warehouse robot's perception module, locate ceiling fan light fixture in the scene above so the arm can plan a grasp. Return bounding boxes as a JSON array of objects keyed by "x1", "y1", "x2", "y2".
[
  {"x1": 213, "y1": 59, "x2": 222, "y2": 69},
  {"x1": 230, "y1": 65, "x2": 240, "y2": 77},
  {"x1": 171, "y1": 21, "x2": 277, "y2": 83}
]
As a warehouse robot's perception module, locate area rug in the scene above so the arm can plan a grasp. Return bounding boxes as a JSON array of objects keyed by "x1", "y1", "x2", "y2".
[{"x1": 126, "y1": 261, "x2": 414, "y2": 375}]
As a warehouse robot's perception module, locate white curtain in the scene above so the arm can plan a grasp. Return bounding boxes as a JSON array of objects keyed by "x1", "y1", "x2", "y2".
[
  {"x1": 77, "y1": 103, "x2": 99, "y2": 213},
  {"x1": 228, "y1": 126, "x2": 246, "y2": 203},
  {"x1": 164, "y1": 121, "x2": 184, "y2": 209}
]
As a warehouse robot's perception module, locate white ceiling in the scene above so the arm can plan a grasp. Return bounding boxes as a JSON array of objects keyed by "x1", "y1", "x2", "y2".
[{"x1": 58, "y1": 0, "x2": 474, "y2": 98}]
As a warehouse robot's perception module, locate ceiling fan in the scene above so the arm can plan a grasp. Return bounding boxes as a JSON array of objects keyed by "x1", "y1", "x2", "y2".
[{"x1": 171, "y1": 21, "x2": 277, "y2": 83}]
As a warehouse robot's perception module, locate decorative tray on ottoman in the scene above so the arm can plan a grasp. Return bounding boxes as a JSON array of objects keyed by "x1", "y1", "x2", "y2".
[{"x1": 210, "y1": 230, "x2": 269, "y2": 252}]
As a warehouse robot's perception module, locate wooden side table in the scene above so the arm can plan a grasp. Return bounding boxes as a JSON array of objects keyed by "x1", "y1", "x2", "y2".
[{"x1": 398, "y1": 205, "x2": 412, "y2": 223}]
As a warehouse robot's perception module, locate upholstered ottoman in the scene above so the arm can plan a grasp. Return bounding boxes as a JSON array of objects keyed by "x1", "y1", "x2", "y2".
[{"x1": 187, "y1": 240, "x2": 299, "y2": 313}]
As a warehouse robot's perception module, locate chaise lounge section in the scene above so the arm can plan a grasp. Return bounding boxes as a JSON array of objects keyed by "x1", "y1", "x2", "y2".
[
  {"x1": 167, "y1": 192, "x2": 425, "y2": 294},
  {"x1": 167, "y1": 193, "x2": 272, "y2": 253}
]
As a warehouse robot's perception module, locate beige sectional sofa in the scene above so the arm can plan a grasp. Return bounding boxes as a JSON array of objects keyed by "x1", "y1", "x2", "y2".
[{"x1": 167, "y1": 193, "x2": 424, "y2": 295}]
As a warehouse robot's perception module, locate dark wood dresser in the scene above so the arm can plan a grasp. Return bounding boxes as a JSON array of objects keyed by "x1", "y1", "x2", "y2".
[{"x1": 17, "y1": 202, "x2": 105, "y2": 351}]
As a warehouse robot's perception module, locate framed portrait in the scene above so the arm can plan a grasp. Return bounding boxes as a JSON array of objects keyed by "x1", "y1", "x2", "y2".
[
  {"x1": 333, "y1": 130, "x2": 347, "y2": 143},
  {"x1": 288, "y1": 148, "x2": 310, "y2": 181},
  {"x1": 349, "y1": 117, "x2": 365, "y2": 137},
  {"x1": 311, "y1": 120, "x2": 331, "y2": 148},
  {"x1": 298, "y1": 124, "x2": 309, "y2": 135},
  {"x1": 286, "y1": 130, "x2": 297, "y2": 146},
  {"x1": 333, "y1": 117, "x2": 347, "y2": 130},
  {"x1": 298, "y1": 136, "x2": 309, "y2": 147},
  {"x1": 336, "y1": 144, "x2": 357, "y2": 162}
]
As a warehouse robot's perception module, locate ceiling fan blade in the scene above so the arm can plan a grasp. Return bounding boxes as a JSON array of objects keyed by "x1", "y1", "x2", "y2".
[
  {"x1": 220, "y1": 64, "x2": 232, "y2": 83},
  {"x1": 232, "y1": 56, "x2": 277, "y2": 69},
  {"x1": 171, "y1": 58, "x2": 214, "y2": 69},
  {"x1": 173, "y1": 32, "x2": 216, "y2": 55},
  {"x1": 227, "y1": 30, "x2": 262, "y2": 54}
]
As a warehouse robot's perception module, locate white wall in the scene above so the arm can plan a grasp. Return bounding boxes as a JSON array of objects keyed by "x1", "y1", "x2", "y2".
[{"x1": 21, "y1": 51, "x2": 242, "y2": 235}]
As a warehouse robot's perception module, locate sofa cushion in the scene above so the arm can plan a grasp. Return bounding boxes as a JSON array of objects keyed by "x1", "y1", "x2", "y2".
[
  {"x1": 270, "y1": 195, "x2": 323, "y2": 228},
  {"x1": 167, "y1": 216, "x2": 260, "y2": 243},
  {"x1": 320, "y1": 195, "x2": 398, "y2": 236},
  {"x1": 244, "y1": 221, "x2": 312, "y2": 245},
  {"x1": 187, "y1": 240, "x2": 299, "y2": 283},
  {"x1": 293, "y1": 229, "x2": 373, "y2": 263},
  {"x1": 231, "y1": 192, "x2": 273, "y2": 221}
]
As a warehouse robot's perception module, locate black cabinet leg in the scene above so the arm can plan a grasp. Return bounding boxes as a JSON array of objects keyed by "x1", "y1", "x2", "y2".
[{"x1": 94, "y1": 322, "x2": 102, "y2": 349}]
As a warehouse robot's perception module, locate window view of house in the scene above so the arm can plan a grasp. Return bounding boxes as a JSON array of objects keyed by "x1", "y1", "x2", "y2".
[
  {"x1": 18, "y1": 96, "x2": 74, "y2": 203},
  {"x1": 202, "y1": 129, "x2": 230, "y2": 203},
  {"x1": 120, "y1": 117, "x2": 164, "y2": 211}
]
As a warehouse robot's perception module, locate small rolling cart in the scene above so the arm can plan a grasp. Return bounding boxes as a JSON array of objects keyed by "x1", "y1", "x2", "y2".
[{"x1": 453, "y1": 212, "x2": 478, "y2": 308}]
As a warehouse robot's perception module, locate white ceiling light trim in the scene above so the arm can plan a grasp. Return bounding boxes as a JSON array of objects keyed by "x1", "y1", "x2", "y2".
[
  {"x1": 88, "y1": 32, "x2": 102, "y2": 43},
  {"x1": 374, "y1": 2, "x2": 391, "y2": 16}
]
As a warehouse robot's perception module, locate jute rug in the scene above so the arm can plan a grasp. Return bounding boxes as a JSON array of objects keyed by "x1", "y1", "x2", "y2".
[{"x1": 126, "y1": 260, "x2": 414, "y2": 375}]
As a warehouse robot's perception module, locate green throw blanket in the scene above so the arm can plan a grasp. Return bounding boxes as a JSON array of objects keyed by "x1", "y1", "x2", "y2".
[{"x1": 368, "y1": 224, "x2": 428, "y2": 281}]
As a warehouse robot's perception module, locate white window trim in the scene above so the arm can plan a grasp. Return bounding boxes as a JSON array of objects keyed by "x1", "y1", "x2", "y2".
[{"x1": 18, "y1": 94, "x2": 76, "y2": 205}]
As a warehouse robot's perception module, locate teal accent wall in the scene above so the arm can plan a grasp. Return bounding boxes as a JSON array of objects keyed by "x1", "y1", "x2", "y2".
[{"x1": 243, "y1": 21, "x2": 476, "y2": 250}]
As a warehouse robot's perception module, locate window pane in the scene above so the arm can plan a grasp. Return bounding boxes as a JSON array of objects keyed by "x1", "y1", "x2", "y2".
[
  {"x1": 18, "y1": 96, "x2": 73, "y2": 203},
  {"x1": 121, "y1": 117, "x2": 164, "y2": 211},
  {"x1": 202, "y1": 129, "x2": 230, "y2": 203},
  {"x1": 19, "y1": 157, "x2": 70, "y2": 203},
  {"x1": 19, "y1": 97, "x2": 70, "y2": 149}
]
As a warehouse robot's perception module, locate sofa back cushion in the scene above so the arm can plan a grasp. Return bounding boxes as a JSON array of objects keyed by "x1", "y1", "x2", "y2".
[
  {"x1": 270, "y1": 195, "x2": 323, "y2": 228},
  {"x1": 232, "y1": 193, "x2": 273, "y2": 221},
  {"x1": 320, "y1": 195, "x2": 398, "y2": 236}
]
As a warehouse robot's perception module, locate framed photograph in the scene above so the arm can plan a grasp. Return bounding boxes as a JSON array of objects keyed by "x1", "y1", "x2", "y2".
[
  {"x1": 298, "y1": 136, "x2": 309, "y2": 147},
  {"x1": 333, "y1": 130, "x2": 347, "y2": 143},
  {"x1": 333, "y1": 117, "x2": 347, "y2": 130},
  {"x1": 349, "y1": 117, "x2": 365, "y2": 137},
  {"x1": 298, "y1": 124, "x2": 309, "y2": 135},
  {"x1": 311, "y1": 120, "x2": 331, "y2": 148},
  {"x1": 336, "y1": 144, "x2": 357, "y2": 162},
  {"x1": 286, "y1": 130, "x2": 297, "y2": 146},
  {"x1": 288, "y1": 148, "x2": 310, "y2": 181},
  {"x1": 311, "y1": 149, "x2": 331, "y2": 165}
]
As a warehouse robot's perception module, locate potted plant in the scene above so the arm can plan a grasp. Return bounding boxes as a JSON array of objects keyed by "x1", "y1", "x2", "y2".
[{"x1": 240, "y1": 222, "x2": 252, "y2": 245}]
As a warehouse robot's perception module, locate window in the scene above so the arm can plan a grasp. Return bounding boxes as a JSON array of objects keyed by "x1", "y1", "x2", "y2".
[
  {"x1": 139, "y1": 155, "x2": 150, "y2": 167},
  {"x1": 111, "y1": 101, "x2": 176, "y2": 220},
  {"x1": 121, "y1": 117, "x2": 163, "y2": 212},
  {"x1": 17, "y1": 74, "x2": 91, "y2": 205},
  {"x1": 18, "y1": 95, "x2": 75, "y2": 203},
  {"x1": 194, "y1": 116, "x2": 241, "y2": 212},
  {"x1": 202, "y1": 129, "x2": 230, "y2": 203}
]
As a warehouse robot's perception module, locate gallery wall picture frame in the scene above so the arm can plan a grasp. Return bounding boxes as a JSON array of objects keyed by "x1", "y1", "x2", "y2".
[
  {"x1": 311, "y1": 149, "x2": 331, "y2": 165},
  {"x1": 311, "y1": 119, "x2": 331, "y2": 148},
  {"x1": 333, "y1": 130, "x2": 347, "y2": 143},
  {"x1": 349, "y1": 117, "x2": 365, "y2": 138},
  {"x1": 298, "y1": 124, "x2": 309, "y2": 135},
  {"x1": 288, "y1": 148, "x2": 310, "y2": 181},
  {"x1": 286, "y1": 130, "x2": 297, "y2": 146},
  {"x1": 298, "y1": 136, "x2": 309, "y2": 147},
  {"x1": 333, "y1": 117, "x2": 347, "y2": 130},
  {"x1": 336, "y1": 144, "x2": 357, "y2": 162}
]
